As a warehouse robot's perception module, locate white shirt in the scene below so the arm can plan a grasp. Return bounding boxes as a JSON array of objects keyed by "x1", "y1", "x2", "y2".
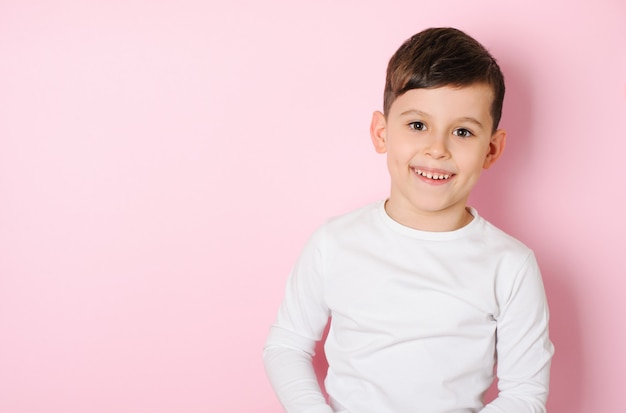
[{"x1": 264, "y1": 201, "x2": 553, "y2": 413}]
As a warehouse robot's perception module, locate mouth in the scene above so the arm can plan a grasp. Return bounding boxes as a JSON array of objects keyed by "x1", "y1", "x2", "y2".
[{"x1": 413, "y1": 168, "x2": 453, "y2": 181}]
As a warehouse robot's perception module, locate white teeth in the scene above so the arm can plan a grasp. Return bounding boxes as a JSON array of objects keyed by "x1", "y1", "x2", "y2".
[{"x1": 415, "y1": 169, "x2": 450, "y2": 180}]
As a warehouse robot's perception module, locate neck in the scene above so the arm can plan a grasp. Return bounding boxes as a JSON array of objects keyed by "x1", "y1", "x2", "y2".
[{"x1": 384, "y1": 200, "x2": 473, "y2": 232}]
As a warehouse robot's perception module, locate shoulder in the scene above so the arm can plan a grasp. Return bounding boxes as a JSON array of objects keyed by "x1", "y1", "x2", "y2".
[
  {"x1": 324, "y1": 201, "x2": 382, "y2": 230},
  {"x1": 306, "y1": 201, "x2": 385, "y2": 250},
  {"x1": 471, "y1": 211, "x2": 533, "y2": 258},
  {"x1": 467, "y1": 211, "x2": 540, "y2": 285},
  {"x1": 471, "y1": 211, "x2": 543, "y2": 292}
]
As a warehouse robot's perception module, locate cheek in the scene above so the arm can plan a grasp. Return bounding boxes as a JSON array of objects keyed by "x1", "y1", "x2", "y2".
[
  {"x1": 386, "y1": 152, "x2": 404, "y2": 171},
  {"x1": 457, "y1": 152, "x2": 487, "y2": 174},
  {"x1": 389, "y1": 137, "x2": 417, "y2": 157}
]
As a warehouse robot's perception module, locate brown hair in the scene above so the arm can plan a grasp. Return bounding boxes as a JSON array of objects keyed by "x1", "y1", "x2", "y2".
[{"x1": 383, "y1": 27, "x2": 505, "y2": 131}]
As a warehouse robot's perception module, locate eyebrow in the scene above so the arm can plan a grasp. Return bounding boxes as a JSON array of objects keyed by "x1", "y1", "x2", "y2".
[
  {"x1": 457, "y1": 117, "x2": 484, "y2": 129},
  {"x1": 399, "y1": 110, "x2": 484, "y2": 129},
  {"x1": 399, "y1": 109, "x2": 429, "y2": 118}
]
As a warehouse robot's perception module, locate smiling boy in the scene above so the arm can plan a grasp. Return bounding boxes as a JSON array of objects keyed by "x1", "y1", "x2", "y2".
[
  {"x1": 371, "y1": 83, "x2": 505, "y2": 232},
  {"x1": 264, "y1": 27, "x2": 553, "y2": 413}
]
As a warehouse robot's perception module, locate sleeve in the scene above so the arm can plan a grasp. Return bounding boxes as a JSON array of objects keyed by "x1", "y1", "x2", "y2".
[
  {"x1": 480, "y1": 252, "x2": 555, "y2": 413},
  {"x1": 263, "y1": 227, "x2": 333, "y2": 413}
]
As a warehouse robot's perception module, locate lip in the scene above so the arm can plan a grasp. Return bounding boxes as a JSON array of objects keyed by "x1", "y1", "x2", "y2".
[{"x1": 412, "y1": 166, "x2": 455, "y2": 184}]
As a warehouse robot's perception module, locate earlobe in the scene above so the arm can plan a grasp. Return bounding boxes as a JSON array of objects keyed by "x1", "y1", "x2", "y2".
[
  {"x1": 483, "y1": 129, "x2": 506, "y2": 169},
  {"x1": 370, "y1": 111, "x2": 388, "y2": 154}
]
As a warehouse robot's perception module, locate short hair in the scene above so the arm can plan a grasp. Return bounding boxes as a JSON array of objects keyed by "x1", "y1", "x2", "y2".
[{"x1": 383, "y1": 27, "x2": 505, "y2": 131}]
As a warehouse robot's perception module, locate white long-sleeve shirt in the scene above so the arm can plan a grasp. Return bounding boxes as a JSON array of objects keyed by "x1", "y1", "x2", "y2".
[{"x1": 264, "y1": 201, "x2": 554, "y2": 413}]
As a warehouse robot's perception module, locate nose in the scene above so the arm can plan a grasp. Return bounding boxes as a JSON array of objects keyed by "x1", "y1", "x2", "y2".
[{"x1": 425, "y1": 133, "x2": 450, "y2": 159}]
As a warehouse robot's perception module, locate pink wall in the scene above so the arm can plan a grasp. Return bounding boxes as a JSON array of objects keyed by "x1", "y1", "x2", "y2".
[{"x1": 1, "y1": 1, "x2": 624, "y2": 412}]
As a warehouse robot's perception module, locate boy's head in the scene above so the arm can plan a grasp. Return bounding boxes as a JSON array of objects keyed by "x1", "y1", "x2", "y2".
[{"x1": 384, "y1": 27, "x2": 505, "y2": 132}]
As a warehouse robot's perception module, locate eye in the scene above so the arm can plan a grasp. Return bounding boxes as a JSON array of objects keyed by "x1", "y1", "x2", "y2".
[
  {"x1": 453, "y1": 128, "x2": 473, "y2": 138},
  {"x1": 408, "y1": 121, "x2": 426, "y2": 131}
]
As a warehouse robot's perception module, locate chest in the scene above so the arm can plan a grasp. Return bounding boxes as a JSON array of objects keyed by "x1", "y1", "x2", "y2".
[{"x1": 324, "y1": 243, "x2": 499, "y2": 338}]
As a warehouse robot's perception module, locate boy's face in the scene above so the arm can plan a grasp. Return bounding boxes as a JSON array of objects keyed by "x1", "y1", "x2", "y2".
[{"x1": 370, "y1": 84, "x2": 506, "y2": 231}]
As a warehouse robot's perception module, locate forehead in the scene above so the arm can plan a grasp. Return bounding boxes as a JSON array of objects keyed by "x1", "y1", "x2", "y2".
[{"x1": 389, "y1": 84, "x2": 494, "y2": 122}]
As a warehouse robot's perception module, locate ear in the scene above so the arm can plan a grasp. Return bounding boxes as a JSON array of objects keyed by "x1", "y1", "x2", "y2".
[
  {"x1": 370, "y1": 111, "x2": 388, "y2": 154},
  {"x1": 483, "y1": 129, "x2": 506, "y2": 169}
]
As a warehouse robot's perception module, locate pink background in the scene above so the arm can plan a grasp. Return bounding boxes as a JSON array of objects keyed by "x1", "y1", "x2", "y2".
[{"x1": 1, "y1": 1, "x2": 624, "y2": 412}]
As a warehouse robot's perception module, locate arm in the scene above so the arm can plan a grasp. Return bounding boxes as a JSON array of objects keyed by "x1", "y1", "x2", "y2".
[
  {"x1": 264, "y1": 332, "x2": 333, "y2": 413},
  {"x1": 480, "y1": 252, "x2": 554, "y2": 413},
  {"x1": 263, "y1": 228, "x2": 333, "y2": 413}
]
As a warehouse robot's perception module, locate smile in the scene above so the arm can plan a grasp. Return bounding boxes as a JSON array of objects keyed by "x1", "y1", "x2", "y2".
[{"x1": 413, "y1": 168, "x2": 452, "y2": 180}]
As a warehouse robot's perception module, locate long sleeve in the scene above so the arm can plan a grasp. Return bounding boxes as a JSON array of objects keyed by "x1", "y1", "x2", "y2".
[
  {"x1": 263, "y1": 337, "x2": 333, "y2": 413},
  {"x1": 480, "y1": 252, "x2": 554, "y2": 413},
  {"x1": 264, "y1": 228, "x2": 333, "y2": 413}
]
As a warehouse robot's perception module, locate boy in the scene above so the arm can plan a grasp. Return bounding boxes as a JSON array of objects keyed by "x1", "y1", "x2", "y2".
[{"x1": 264, "y1": 27, "x2": 553, "y2": 413}]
